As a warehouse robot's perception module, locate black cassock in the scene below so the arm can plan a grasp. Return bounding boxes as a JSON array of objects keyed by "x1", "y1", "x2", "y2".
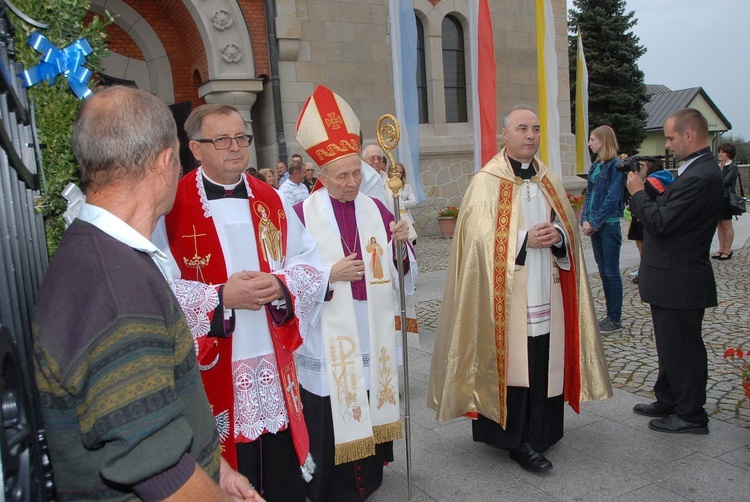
[{"x1": 301, "y1": 387, "x2": 394, "y2": 501}]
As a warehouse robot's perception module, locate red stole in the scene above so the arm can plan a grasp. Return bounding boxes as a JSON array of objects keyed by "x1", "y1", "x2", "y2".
[
  {"x1": 539, "y1": 176, "x2": 582, "y2": 413},
  {"x1": 165, "y1": 169, "x2": 310, "y2": 470}
]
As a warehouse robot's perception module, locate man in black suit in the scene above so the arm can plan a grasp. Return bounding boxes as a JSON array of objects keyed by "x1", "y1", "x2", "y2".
[{"x1": 627, "y1": 108, "x2": 723, "y2": 434}]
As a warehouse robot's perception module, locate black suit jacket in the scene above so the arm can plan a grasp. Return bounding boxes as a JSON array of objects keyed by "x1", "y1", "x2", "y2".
[{"x1": 630, "y1": 148, "x2": 723, "y2": 309}]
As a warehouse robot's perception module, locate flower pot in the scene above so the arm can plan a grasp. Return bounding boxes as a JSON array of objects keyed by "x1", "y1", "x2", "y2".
[{"x1": 437, "y1": 217, "x2": 457, "y2": 239}]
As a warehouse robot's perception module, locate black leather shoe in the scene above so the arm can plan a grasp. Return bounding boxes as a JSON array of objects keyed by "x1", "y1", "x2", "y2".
[
  {"x1": 649, "y1": 415, "x2": 709, "y2": 435},
  {"x1": 633, "y1": 402, "x2": 674, "y2": 417},
  {"x1": 509, "y1": 443, "x2": 553, "y2": 473}
]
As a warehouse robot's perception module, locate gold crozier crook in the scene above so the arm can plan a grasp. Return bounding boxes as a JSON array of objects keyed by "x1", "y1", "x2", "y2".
[
  {"x1": 375, "y1": 114, "x2": 403, "y2": 197},
  {"x1": 375, "y1": 113, "x2": 413, "y2": 500}
]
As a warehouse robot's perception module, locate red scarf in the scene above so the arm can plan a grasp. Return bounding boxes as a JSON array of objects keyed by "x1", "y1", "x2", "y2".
[{"x1": 165, "y1": 169, "x2": 310, "y2": 470}]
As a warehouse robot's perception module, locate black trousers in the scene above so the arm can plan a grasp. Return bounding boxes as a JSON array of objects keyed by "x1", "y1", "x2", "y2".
[
  {"x1": 235, "y1": 428, "x2": 306, "y2": 502},
  {"x1": 300, "y1": 386, "x2": 391, "y2": 502},
  {"x1": 651, "y1": 304, "x2": 709, "y2": 425},
  {"x1": 472, "y1": 333, "x2": 564, "y2": 452}
]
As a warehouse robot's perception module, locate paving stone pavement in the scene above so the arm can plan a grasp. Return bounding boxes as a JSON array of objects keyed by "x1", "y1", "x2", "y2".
[
  {"x1": 412, "y1": 229, "x2": 750, "y2": 429},
  {"x1": 369, "y1": 222, "x2": 750, "y2": 501}
]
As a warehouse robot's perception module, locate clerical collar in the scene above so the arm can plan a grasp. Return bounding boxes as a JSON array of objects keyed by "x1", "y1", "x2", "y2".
[
  {"x1": 508, "y1": 156, "x2": 536, "y2": 180},
  {"x1": 202, "y1": 174, "x2": 248, "y2": 200}
]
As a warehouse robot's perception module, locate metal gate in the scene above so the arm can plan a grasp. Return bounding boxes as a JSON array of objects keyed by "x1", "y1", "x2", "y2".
[{"x1": 0, "y1": 3, "x2": 56, "y2": 500}]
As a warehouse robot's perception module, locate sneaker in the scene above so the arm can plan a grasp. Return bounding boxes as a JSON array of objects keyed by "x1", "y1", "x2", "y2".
[
  {"x1": 629, "y1": 270, "x2": 639, "y2": 277},
  {"x1": 599, "y1": 319, "x2": 622, "y2": 333}
]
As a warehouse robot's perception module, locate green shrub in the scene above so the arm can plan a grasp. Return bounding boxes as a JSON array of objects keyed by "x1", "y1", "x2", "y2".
[{"x1": 11, "y1": 0, "x2": 111, "y2": 254}]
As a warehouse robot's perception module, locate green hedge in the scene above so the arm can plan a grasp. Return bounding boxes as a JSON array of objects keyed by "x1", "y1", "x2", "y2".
[{"x1": 11, "y1": 0, "x2": 111, "y2": 254}]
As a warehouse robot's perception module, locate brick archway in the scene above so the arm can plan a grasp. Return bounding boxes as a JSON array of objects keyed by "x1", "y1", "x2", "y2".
[
  {"x1": 90, "y1": 0, "x2": 175, "y2": 102},
  {"x1": 91, "y1": 0, "x2": 257, "y2": 105}
]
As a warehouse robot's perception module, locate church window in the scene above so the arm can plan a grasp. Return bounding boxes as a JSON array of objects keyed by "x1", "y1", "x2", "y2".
[
  {"x1": 442, "y1": 15, "x2": 467, "y2": 123},
  {"x1": 416, "y1": 14, "x2": 429, "y2": 124}
]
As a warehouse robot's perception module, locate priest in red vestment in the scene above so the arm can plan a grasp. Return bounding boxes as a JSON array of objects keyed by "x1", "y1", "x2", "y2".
[
  {"x1": 292, "y1": 85, "x2": 411, "y2": 501},
  {"x1": 153, "y1": 104, "x2": 323, "y2": 501}
]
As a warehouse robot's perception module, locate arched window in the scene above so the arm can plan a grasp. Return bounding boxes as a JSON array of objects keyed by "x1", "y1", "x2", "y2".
[
  {"x1": 416, "y1": 14, "x2": 428, "y2": 124},
  {"x1": 441, "y1": 15, "x2": 467, "y2": 123}
]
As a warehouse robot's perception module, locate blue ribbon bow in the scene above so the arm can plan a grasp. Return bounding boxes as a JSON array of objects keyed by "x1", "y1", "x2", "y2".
[{"x1": 17, "y1": 32, "x2": 93, "y2": 100}]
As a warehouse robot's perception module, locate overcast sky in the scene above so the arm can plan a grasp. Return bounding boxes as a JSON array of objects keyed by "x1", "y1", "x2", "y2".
[{"x1": 569, "y1": 0, "x2": 749, "y2": 139}]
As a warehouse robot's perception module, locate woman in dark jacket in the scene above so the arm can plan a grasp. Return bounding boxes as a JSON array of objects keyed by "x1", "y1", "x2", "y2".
[
  {"x1": 712, "y1": 142, "x2": 739, "y2": 260},
  {"x1": 581, "y1": 125, "x2": 626, "y2": 332}
]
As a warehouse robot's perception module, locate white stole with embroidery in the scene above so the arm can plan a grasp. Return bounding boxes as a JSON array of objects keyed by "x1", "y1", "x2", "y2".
[{"x1": 303, "y1": 189, "x2": 402, "y2": 464}]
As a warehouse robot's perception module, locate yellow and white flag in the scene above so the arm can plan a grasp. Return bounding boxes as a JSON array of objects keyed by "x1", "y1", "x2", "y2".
[
  {"x1": 575, "y1": 33, "x2": 591, "y2": 174},
  {"x1": 535, "y1": 0, "x2": 562, "y2": 176}
]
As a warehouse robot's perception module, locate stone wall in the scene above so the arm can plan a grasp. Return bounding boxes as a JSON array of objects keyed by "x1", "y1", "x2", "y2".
[{"x1": 412, "y1": 148, "x2": 475, "y2": 237}]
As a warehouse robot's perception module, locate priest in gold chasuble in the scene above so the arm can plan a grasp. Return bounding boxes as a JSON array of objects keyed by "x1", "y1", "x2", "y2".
[{"x1": 428, "y1": 106, "x2": 611, "y2": 473}]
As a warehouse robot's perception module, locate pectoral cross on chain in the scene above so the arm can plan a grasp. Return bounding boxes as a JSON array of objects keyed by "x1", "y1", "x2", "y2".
[{"x1": 182, "y1": 225, "x2": 211, "y2": 282}]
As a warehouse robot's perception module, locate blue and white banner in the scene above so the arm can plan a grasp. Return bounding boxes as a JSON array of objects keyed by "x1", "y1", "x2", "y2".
[{"x1": 389, "y1": 0, "x2": 425, "y2": 201}]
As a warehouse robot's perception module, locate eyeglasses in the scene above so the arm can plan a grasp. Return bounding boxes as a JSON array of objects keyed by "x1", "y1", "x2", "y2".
[
  {"x1": 195, "y1": 134, "x2": 253, "y2": 150},
  {"x1": 366, "y1": 155, "x2": 384, "y2": 163}
]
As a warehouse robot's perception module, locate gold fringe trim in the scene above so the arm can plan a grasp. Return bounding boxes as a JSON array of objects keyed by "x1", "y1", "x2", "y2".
[
  {"x1": 373, "y1": 421, "x2": 403, "y2": 444},
  {"x1": 334, "y1": 436, "x2": 376, "y2": 465}
]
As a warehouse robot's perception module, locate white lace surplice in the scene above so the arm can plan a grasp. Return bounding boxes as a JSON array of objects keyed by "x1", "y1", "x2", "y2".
[{"x1": 155, "y1": 174, "x2": 323, "y2": 441}]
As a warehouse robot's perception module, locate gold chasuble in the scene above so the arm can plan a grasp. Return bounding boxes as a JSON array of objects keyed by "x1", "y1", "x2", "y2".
[{"x1": 428, "y1": 149, "x2": 611, "y2": 428}]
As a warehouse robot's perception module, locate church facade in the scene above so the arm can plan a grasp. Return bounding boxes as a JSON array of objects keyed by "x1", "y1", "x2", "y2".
[{"x1": 93, "y1": 0, "x2": 574, "y2": 236}]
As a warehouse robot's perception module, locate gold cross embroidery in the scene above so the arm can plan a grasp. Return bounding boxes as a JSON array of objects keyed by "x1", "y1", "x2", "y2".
[
  {"x1": 331, "y1": 337, "x2": 358, "y2": 408},
  {"x1": 182, "y1": 225, "x2": 211, "y2": 269},
  {"x1": 325, "y1": 112, "x2": 343, "y2": 129}
]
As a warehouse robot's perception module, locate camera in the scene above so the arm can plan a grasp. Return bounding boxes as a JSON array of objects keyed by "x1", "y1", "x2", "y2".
[{"x1": 616, "y1": 155, "x2": 664, "y2": 173}]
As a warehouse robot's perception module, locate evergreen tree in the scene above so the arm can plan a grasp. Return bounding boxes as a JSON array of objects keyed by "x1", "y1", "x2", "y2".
[{"x1": 569, "y1": 0, "x2": 648, "y2": 155}]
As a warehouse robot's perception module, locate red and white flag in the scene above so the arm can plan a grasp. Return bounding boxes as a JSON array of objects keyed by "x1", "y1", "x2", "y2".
[{"x1": 470, "y1": 0, "x2": 497, "y2": 172}]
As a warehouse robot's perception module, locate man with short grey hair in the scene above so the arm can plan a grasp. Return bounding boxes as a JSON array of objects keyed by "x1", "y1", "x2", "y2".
[
  {"x1": 362, "y1": 144, "x2": 385, "y2": 174},
  {"x1": 359, "y1": 143, "x2": 389, "y2": 207},
  {"x1": 33, "y1": 86, "x2": 261, "y2": 501}
]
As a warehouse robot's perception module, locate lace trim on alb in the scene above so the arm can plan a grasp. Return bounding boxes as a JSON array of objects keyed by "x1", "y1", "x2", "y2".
[
  {"x1": 232, "y1": 354, "x2": 288, "y2": 441},
  {"x1": 174, "y1": 279, "x2": 219, "y2": 354},
  {"x1": 274, "y1": 264, "x2": 323, "y2": 339}
]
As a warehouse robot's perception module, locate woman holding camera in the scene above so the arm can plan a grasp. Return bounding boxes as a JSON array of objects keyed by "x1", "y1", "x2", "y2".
[
  {"x1": 581, "y1": 125, "x2": 626, "y2": 333},
  {"x1": 712, "y1": 142, "x2": 739, "y2": 260}
]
